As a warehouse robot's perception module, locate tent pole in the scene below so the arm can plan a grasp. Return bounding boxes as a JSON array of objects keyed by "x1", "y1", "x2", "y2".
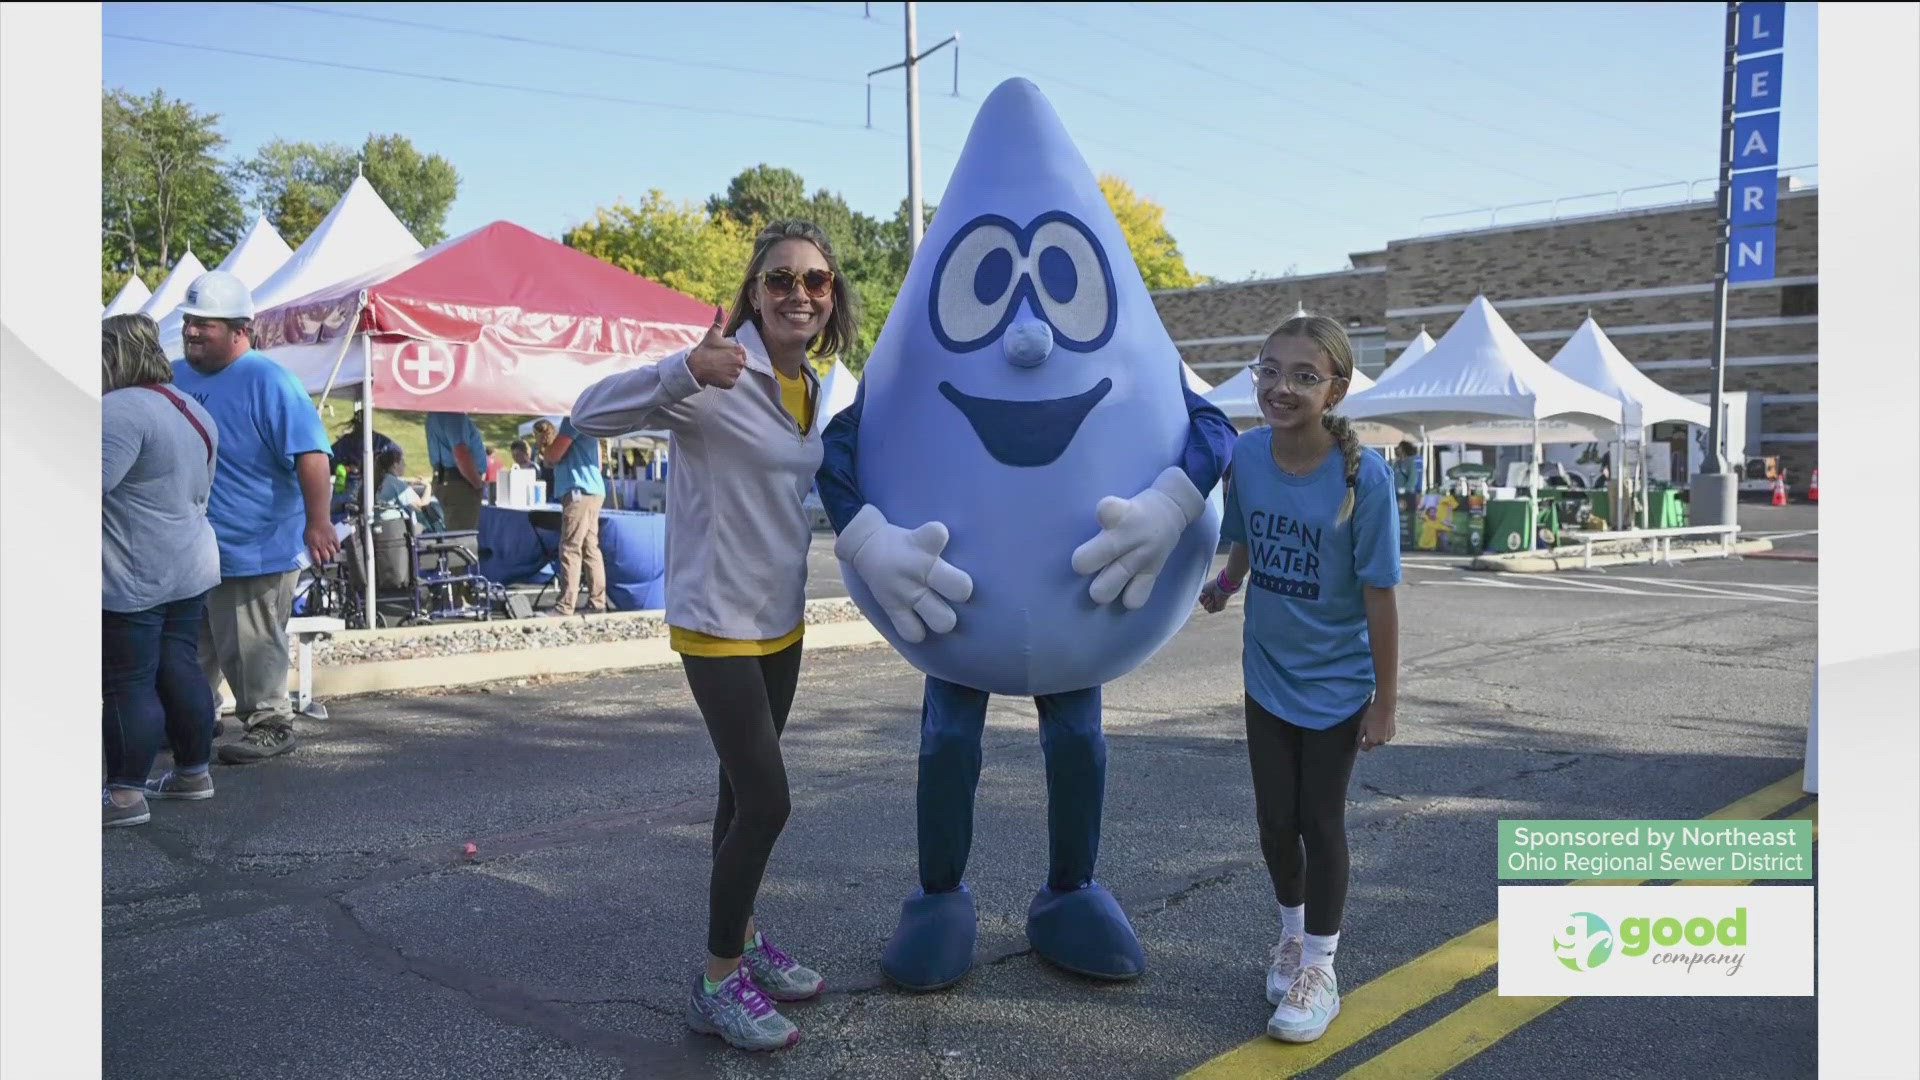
[
  {"x1": 1530, "y1": 419, "x2": 1541, "y2": 549},
  {"x1": 361, "y1": 334, "x2": 376, "y2": 629},
  {"x1": 318, "y1": 290, "x2": 369, "y2": 405}
]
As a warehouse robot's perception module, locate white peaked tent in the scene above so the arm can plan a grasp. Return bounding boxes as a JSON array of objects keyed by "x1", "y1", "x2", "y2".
[
  {"x1": 1548, "y1": 317, "x2": 1710, "y2": 433},
  {"x1": 816, "y1": 356, "x2": 861, "y2": 427},
  {"x1": 249, "y1": 176, "x2": 423, "y2": 314},
  {"x1": 137, "y1": 250, "x2": 208, "y2": 321},
  {"x1": 1339, "y1": 295, "x2": 1624, "y2": 543},
  {"x1": 102, "y1": 275, "x2": 152, "y2": 318},
  {"x1": 156, "y1": 216, "x2": 295, "y2": 357},
  {"x1": 172, "y1": 177, "x2": 423, "y2": 364},
  {"x1": 1339, "y1": 295, "x2": 1622, "y2": 445},
  {"x1": 1548, "y1": 317, "x2": 1711, "y2": 528},
  {"x1": 219, "y1": 215, "x2": 296, "y2": 288},
  {"x1": 1180, "y1": 361, "x2": 1211, "y2": 395},
  {"x1": 1374, "y1": 329, "x2": 1436, "y2": 386}
]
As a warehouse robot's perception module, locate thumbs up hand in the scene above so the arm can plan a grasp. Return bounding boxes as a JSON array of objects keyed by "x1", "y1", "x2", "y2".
[{"x1": 687, "y1": 306, "x2": 749, "y2": 389}]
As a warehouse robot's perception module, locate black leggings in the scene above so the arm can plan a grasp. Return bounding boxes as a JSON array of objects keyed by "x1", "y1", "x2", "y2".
[
  {"x1": 681, "y1": 641, "x2": 803, "y2": 959},
  {"x1": 1245, "y1": 695, "x2": 1366, "y2": 937}
]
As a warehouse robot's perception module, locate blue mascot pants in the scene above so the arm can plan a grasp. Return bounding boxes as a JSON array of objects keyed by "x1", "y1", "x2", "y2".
[{"x1": 917, "y1": 676, "x2": 1105, "y2": 894}]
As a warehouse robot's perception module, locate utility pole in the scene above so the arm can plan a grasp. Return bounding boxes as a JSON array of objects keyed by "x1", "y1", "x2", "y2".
[
  {"x1": 1694, "y1": 0, "x2": 1741, "y2": 528},
  {"x1": 865, "y1": 2, "x2": 958, "y2": 252}
]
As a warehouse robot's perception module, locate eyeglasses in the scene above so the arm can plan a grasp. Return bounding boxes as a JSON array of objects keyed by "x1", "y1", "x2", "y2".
[
  {"x1": 758, "y1": 267, "x2": 835, "y2": 300},
  {"x1": 1249, "y1": 362, "x2": 1344, "y2": 392}
]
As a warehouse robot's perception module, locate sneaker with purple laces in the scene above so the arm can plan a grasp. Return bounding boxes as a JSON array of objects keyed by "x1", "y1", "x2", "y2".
[
  {"x1": 686, "y1": 967, "x2": 800, "y2": 1052},
  {"x1": 742, "y1": 932, "x2": 823, "y2": 1001}
]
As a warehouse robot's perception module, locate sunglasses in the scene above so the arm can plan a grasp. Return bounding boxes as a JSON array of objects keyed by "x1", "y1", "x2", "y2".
[
  {"x1": 758, "y1": 267, "x2": 835, "y2": 300},
  {"x1": 1249, "y1": 362, "x2": 1344, "y2": 392}
]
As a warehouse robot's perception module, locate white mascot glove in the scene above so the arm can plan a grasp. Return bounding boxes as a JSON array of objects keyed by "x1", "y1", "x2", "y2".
[
  {"x1": 1071, "y1": 466, "x2": 1206, "y2": 610},
  {"x1": 835, "y1": 503, "x2": 974, "y2": 644}
]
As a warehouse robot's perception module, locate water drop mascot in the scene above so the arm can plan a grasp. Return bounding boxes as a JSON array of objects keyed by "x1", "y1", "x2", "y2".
[{"x1": 816, "y1": 77, "x2": 1236, "y2": 990}]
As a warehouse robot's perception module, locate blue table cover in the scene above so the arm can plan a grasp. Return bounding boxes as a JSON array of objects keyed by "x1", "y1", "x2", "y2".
[{"x1": 478, "y1": 505, "x2": 667, "y2": 612}]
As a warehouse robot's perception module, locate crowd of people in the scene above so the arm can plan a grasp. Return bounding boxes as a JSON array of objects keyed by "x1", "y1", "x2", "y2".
[
  {"x1": 99, "y1": 268, "x2": 612, "y2": 825},
  {"x1": 103, "y1": 216, "x2": 1401, "y2": 1056}
]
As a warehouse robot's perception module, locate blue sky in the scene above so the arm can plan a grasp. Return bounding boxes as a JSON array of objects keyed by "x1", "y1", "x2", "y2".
[{"x1": 102, "y1": 2, "x2": 1818, "y2": 280}]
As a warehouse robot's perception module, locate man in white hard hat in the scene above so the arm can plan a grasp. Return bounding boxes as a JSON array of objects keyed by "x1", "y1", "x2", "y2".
[{"x1": 170, "y1": 270, "x2": 337, "y2": 764}]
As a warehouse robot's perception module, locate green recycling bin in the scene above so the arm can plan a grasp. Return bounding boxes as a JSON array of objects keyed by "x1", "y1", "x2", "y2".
[
  {"x1": 1483, "y1": 499, "x2": 1533, "y2": 553},
  {"x1": 1647, "y1": 487, "x2": 1686, "y2": 529}
]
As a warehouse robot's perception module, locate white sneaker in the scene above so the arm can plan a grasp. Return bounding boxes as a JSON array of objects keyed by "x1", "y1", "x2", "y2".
[
  {"x1": 1265, "y1": 937, "x2": 1303, "y2": 1005},
  {"x1": 1267, "y1": 964, "x2": 1340, "y2": 1043}
]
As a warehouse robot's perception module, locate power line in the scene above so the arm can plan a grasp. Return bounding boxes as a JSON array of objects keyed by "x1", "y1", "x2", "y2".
[
  {"x1": 104, "y1": 33, "x2": 874, "y2": 132},
  {"x1": 1125, "y1": 1, "x2": 1676, "y2": 184},
  {"x1": 257, "y1": 2, "x2": 864, "y2": 89},
  {"x1": 1302, "y1": 1, "x2": 1695, "y2": 150},
  {"x1": 1045, "y1": 5, "x2": 1570, "y2": 193}
]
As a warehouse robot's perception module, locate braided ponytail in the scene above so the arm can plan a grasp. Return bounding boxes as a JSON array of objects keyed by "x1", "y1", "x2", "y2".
[{"x1": 1322, "y1": 412, "x2": 1363, "y2": 525}]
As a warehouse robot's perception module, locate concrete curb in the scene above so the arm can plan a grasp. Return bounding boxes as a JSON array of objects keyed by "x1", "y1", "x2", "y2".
[
  {"x1": 1468, "y1": 538, "x2": 1775, "y2": 574},
  {"x1": 305, "y1": 617, "x2": 891, "y2": 699}
]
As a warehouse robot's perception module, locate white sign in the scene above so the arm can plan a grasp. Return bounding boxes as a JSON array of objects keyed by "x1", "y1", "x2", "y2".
[{"x1": 1499, "y1": 885, "x2": 1813, "y2": 996}]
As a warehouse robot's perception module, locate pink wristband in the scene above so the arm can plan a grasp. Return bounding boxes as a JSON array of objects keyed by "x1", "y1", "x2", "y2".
[{"x1": 1216, "y1": 570, "x2": 1242, "y2": 594}]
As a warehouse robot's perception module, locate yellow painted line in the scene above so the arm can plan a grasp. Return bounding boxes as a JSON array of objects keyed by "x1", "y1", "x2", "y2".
[
  {"x1": 1178, "y1": 771, "x2": 1806, "y2": 1079},
  {"x1": 1336, "y1": 799, "x2": 1818, "y2": 1080}
]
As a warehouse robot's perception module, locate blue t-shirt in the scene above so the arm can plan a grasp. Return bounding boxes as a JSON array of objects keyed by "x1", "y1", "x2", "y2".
[
  {"x1": 1221, "y1": 430, "x2": 1401, "y2": 729},
  {"x1": 171, "y1": 351, "x2": 331, "y2": 577},
  {"x1": 424, "y1": 412, "x2": 487, "y2": 475},
  {"x1": 552, "y1": 418, "x2": 606, "y2": 500}
]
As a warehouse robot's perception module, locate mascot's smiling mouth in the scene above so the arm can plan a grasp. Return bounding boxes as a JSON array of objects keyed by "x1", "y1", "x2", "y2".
[{"x1": 938, "y1": 378, "x2": 1112, "y2": 467}]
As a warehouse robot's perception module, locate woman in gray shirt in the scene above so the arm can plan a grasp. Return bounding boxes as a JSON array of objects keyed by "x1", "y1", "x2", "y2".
[{"x1": 101, "y1": 314, "x2": 223, "y2": 828}]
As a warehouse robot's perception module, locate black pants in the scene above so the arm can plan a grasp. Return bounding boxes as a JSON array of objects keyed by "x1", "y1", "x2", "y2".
[
  {"x1": 681, "y1": 641, "x2": 803, "y2": 959},
  {"x1": 1245, "y1": 694, "x2": 1367, "y2": 937}
]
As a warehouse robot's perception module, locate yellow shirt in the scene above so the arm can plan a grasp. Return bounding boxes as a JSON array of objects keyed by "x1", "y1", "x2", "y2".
[{"x1": 670, "y1": 364, "x2": 816, "y2": 658}]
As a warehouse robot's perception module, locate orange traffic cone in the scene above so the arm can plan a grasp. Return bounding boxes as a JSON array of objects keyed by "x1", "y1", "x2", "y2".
[
  {"x1": 1807, "y1": 469, "x2": 1818, "y2": 503},
  {"x1": 1771, "y1": 476, "x2": 1788, "y2": 506}
]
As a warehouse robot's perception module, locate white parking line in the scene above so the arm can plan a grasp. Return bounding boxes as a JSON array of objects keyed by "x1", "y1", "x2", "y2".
[
  {"x1": 1603, "y1": 574, "x2": 1818, "y2": 595},
  {"x1": 1421, "y1": 578, "x2": 1813, "y2": 603}
]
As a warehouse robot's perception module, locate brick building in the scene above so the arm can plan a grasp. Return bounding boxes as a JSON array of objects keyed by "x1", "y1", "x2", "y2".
[{"x1": 1151, "y1": 186, "x2": 1818, "y2": 480}]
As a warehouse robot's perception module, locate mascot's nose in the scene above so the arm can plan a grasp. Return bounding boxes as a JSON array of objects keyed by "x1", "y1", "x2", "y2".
[{"x1": 1003, "y1": 315, "x2": 1054, "y2": 368}]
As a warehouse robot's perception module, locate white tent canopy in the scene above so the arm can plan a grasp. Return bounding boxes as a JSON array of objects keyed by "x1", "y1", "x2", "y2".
[
  {"x1": 218, "y1": 214, "x2": 296, "y2": 289},
  {"x1": 249, "y1": 176, "x2": 422, "y2": 314},
  {"x1": 102, "y1": 275, "x2": 151, "y2": 318},
  {"x1": 816, "y1": 357, "x2": 861, "y2": 429},
  {"x1": 1547, "y1": 317, "x2": 1710, "y2": 433},
  {"x1": 1338, "y1": 295, "x2": 1623, "y2": 445},
  {"x1": 174, "y1": 176, "x2": 425, "y2": 365},
  {"x1": 156, "y1": 215, "x2": 295, "y2": 357},
  {"x1": 137, "y1": 250, "x2": 207, "y2": 322},
  {"x1": 1374, "y1": 329, "x2": 1435, "y2": 386}
]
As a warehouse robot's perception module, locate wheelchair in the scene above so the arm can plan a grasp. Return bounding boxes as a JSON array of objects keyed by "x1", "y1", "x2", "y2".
[{"x1": 301, "y1": 508, "x2": 509, "y2": 630}]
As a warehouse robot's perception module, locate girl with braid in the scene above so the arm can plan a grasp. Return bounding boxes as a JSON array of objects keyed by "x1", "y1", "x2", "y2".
[{"x1": 1198, "y1": 312, "x2": 1402, "y2": 1044}]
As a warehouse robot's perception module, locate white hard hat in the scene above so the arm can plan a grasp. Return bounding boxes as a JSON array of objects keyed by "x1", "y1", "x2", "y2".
[{"x1": 176, "y1": 270, "x2": 254, "y2": 321}]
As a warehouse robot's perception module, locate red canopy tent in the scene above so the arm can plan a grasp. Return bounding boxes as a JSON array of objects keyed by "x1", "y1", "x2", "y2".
[
  {"x1": 251, "y1": 220, "x2": 713, "y2": 415},
  {"x1": 249, "y1": 220, "x2": 713, "y2": 622}
]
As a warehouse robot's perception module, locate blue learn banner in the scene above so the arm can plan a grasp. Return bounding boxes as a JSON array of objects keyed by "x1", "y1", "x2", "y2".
[
  {"x1": 1731, "y1": 171, "x2": 1778, "y2": 227},
  {"x1": 1728, "y1": 225, "x2": 1777, "y2": 283},
  {"x1": 1734, "y1": 53, "x2": 1784, "y2": 113},
  {"x1": 1737, "y1": 3, "x2": 1786, "y2": 53}
]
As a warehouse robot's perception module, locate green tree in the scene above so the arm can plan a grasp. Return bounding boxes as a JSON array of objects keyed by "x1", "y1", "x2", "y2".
[
  {"x1": 1097, "y1": 173, "x2": 1197, "y2": 291},
  {"x1": 562, "y1": 191, "x2": 755, "y2": 309},
  {"x1": 236, "y1": 133, "x2": 459, "y2": 247},
  {"x1": 100, "y1": 88, "x2": 244, "y2": 302}
]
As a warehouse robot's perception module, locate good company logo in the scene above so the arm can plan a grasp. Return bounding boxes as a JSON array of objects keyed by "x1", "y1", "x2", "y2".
[{"x1": 1552, "y1": 906, "x2": 1749, "y2": 976}]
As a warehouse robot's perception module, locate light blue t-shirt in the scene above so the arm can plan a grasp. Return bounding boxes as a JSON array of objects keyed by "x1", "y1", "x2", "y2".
[
  {"x1": 552, "y1": 417, "x2": 606, "y2": 500},
  {"x1": 424, "y1": 412, "x2": 487, "y2": 474},
  {"x1": 171, "y1": 351, "x2": 331, "y2": 578},
  {"x1": 1221, "y1": 430, "x2": 1402, "y2": 730}
]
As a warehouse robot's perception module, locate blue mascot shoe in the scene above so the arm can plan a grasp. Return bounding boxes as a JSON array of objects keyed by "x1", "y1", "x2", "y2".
[
  {"x1": 1026, "y1": 882, "x2": 1145, "y2": 981},
  {"x1": 881, "y1": 886, "x2": 978, "y2": 991}
]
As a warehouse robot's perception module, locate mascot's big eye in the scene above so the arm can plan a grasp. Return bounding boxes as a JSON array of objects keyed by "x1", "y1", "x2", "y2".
[
  {"x1": 932, "y1": 219, "x2": 1023, "y2": 350},
  {"x1": 1028, "y1": 217, "x2": 1113, "y2": 349}
]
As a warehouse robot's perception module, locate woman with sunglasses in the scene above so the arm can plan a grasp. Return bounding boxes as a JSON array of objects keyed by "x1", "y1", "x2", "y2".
[{"x1": 573, "y1": 220, "x2": 854, "y2": 1053}]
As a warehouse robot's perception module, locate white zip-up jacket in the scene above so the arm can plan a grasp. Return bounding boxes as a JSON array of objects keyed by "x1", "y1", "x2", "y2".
[{"x1": 572, "y1": 321, "x2": 824, "y2": 639}]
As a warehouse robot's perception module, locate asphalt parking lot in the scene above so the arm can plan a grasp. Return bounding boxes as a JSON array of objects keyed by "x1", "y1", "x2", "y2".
[{"x1": 104, "y1": 505, "x2": 1817, "y2": 1079}]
